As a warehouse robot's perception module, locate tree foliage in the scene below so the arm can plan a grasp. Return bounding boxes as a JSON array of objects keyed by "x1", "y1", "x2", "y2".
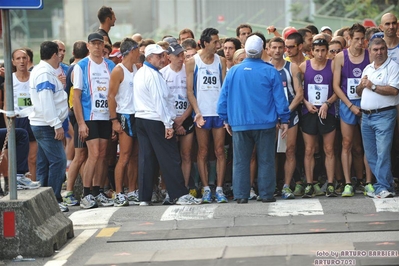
[{"x1": 313, "y1": 0, "x2": 399, "y2": 20}]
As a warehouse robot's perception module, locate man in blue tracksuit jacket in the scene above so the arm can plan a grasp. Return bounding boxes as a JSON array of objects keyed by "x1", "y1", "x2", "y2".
[{"x1": 217, "y1": 35, "x2": 290, "y2": 203}]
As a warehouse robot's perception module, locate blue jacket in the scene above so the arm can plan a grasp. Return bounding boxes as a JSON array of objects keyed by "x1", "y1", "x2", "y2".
[{"x1": 217, "y1": 58, "x2": 290, "y2": 131}]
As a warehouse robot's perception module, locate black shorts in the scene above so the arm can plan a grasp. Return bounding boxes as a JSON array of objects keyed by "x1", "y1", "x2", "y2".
[
  {"x1": 86, "y1": 120, "x2": 112, "y2": 141},
  {"x1": 69, "y1": 110, "x2": 86, "y2": 148},
  {"x1": 180, "y1": 116, "x2": 194, "y2": 135},
  {"x1": 15, "y1": 117, "x2": 35, "y2": 142},
  {"x1": 301, "y1": 112, "x2": 336, "y2": 135},
  {"x1": 116, "y1": 113, "x2": 136, "y2": 138}
]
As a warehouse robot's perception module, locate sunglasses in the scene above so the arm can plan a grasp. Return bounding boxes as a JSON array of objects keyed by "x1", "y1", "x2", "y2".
[
  {"x1": 285, "y1": 44, "x2": 297, "y2": 49},
  {"x1": 329, "y1": 49, "x2": 341, "y2": 54},
  {"x1": 313, "y1": 39, "x2": 328, "y2": 45}
]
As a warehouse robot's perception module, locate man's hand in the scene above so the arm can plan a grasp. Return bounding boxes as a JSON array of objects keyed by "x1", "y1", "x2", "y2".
[
  {"x1": 224, "y1": 123, "x2": 232, "y2": 136},
  {"x1": 175, "y1": 125, "x2": 186, "y2": 136},
  {"x1": 54, "y1": 127, "x2": 64, "y2": 140},
  {"x1": 78, "y1": 122, "x2": 89, "y2": 141},
  {"x1": 165, "y1": 128, "x2": 174, "y2": 139},
  {"x1": 0, "y1": 67, "x2": 5, "y2": 78},
  {"x1": 304, "y1": 101, "x2": 318, "y2": 114},
  {"x1": 279, "y1": 123, "x2": 289, "y2": 139},
  {"x1": 194, "y1": 113, "x2": 206, "y2": 128},
  {"x1": 58, "y1": 74, "x2": 66, "y2": 87}
]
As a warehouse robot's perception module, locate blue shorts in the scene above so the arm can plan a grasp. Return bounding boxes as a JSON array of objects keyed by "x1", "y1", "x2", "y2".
[
  {"x1": 339, "y1": 99, "x2": 361, "y2": 125},
  {"x1": 117, "y1": 113, "x2": 136, "y2": 138},
  {"x1": 197, "y1": 116, "x2": 224, "y2": 130}
]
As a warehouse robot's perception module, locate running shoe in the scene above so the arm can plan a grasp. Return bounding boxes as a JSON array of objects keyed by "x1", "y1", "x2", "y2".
[
  {"x1": 215, "y1": 190, "x2": 228, "y2": 203},
  {"x1": 127, "y1": 190, "x2": 140, "y2": 205},
  {"x1": 281, "y1": 185, "x2": 295, "y2": 199},
  {"x1": 355, "y1": 180, "x2": 365, "y2": 194},
  {"x1": 80, "y1": 194, "x2": 98, "y2": 209},
  {"x1": 95, "y1": 193, "x2": 114, "y2": 207},
  {"x1": 62, "y1": 191, "x2": 79, "y2": 206},
  {"x1": 342, "y1": 184, "x2": 354, "y2": 197},
  {"x1": 176, "y1": 194, "x2": 202, "y2": 205},
  {"x1": 249, "y1": 187, "x2": 257, "y2": 200},
  {"x1": 364, "y1": 183, "x2": 375, "y2": 197},
  {"x1": 58, "y1": 202, "x2": 69, "y2": 212},
  {"x1": 293, "y1": 184, "x2": 304, "y2": 196},
  {"x1": 201, "y1": 189, "x2": 212, "y2": 203},
  {"x1": 325, "y1": 184, "x2": 337, "y2": 197},
  {"x1": 313, "y1": 183, "x2": 324, "y2": 196},
  {"x1": 335, "y1": 182, "x2": 344, "y2": 195},
  {"x1": 16, "y1": 174, "x2": 40, "y2": 190},
  {"x1": 273, "y1": 187, "x2": 282, "y2": 197},
  {"x1": 114, "y1": 193, "x2": 129, "y2": 207},
  {"x1": 189, "y1": 188, "x2": 197, "y2": 198},
  {"x1": 151, "y1": 190, "x2": 161, "y2": 203},
  {"x1": 374, "y1": 190, "x2": 394, "y2": 199},
  {"x1": 139, "y1": 201, "x2": 153, "y2": 206},
  {"x1": 302, "y1": 184, "x2": 314, "y2": 198}
]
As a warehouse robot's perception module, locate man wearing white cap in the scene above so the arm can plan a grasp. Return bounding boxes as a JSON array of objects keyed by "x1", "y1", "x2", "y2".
[
  {"x1": 217, "y1": 35, "x2": 290, "y2": 203},
  {"x1": 134, "y1": 44, "x2": 201, "y2": 206}
]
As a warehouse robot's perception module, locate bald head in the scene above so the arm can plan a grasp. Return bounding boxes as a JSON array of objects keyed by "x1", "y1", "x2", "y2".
[
  {"x1": 380, "y1": 13, "x2": 398, "y2": 38},
  {"x1": 132, "y1": 33, "x2": 143, "y2": 43}
]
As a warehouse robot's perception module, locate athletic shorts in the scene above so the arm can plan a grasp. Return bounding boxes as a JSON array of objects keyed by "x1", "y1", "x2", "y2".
[
  {"x1": 15, "y1": 117, "x2": 35, "y2": 142},
  {"x1": 196, "y1": 116, "x2": 224, "y2": 130},
  {"x1": 117, "y1": 113, "x2": 136, "y2": 138},
  {"x1": 179, "y1": 116, "x2": 194, "y2": 135},
  {"x1": 301, "y1": 112, "x2": 336, "y2": 135},
  {"x1": 289, "y1": 110, "x2": 299, "y2": 128},
  {"x1": 69, "y1": 110, "x2": 87, "y2": 148},
  {"x1": 85, "y1": 120, "x2": 112, "y2": 141},
  {"x1": 339, "y1": 99, "x2": 361, "y2": 125}
]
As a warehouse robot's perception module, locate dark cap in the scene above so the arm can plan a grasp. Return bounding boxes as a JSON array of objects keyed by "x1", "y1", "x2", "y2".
[
  {"x1": 88, "y1": 32, "x2": 104, "y2": 43},
  {"x1": 167, "y1": 43, "x2": 184, "y2": 56}
]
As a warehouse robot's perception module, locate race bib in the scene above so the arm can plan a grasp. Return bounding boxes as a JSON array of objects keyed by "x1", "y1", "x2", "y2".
[
  {"x1": 17, "y1": 96, "x2": 32, "y2": 107},
  {"x1": 346, "y1": 78, "x2": 361, "y2": 100},
  {"x1": 199, "y1": 68, "x2": 219, "y2": 91},
  {"x1": 174, "y1": 95, "x2": 188, "y2": 116},
  {"x1": 308, "y1": 84, "x2": 328, "y2": 106},
  {"x1": 93, "y1": 87, "x2": 108, "y2": 114}
]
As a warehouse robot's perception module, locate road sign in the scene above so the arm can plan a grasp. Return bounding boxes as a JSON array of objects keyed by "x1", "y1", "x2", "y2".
[{"x1": 0, "y1": 0, "x2": 43, "y2": 10}]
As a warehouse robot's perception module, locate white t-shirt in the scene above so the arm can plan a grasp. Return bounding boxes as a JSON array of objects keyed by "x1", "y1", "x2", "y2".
[{"x1": 160, "y1": 64, "x2": 188, "y2": 117}]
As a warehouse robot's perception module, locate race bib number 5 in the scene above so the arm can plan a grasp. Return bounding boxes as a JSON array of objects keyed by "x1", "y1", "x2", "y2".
[{"x1": 347, "y1": 78, "x2": 361, "y2": 100}]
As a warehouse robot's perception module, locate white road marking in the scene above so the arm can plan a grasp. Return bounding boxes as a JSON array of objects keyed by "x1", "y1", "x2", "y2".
[
  {"x1": 44, "y1": 229, "x2": 97, "y2": 266},
  {"x1": 373, "y1": 198, "x2": 399, "y2": 212},
  {"x1": 161, "y1": 205, "x2": 217, "y2": 221},
  {"x1": 267, "y1": 199, "x2": 324, "y2": 216},
  {"x1": 68, "y1": 208, "x2": 119, "y2": 230}
]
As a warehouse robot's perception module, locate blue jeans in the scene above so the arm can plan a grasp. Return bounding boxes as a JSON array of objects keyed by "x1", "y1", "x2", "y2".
[
  {"x1": 361, "y1": 109, "x2": 397, "y2": 194},
  {"x1": 232, "y1": 128, "x2": 276, "y2": 199},
  {"x1": 31, "y1": 126, "x2": 66, "y2": 201}
]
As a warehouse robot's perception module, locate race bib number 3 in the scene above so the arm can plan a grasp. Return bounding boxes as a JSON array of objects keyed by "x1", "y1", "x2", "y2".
[
  {"x1": 308, "y1": 84, "x2": 328, "y2": 106},
  {"x1": 347, "y1": 78, "x2": 361, "y2": 100}
]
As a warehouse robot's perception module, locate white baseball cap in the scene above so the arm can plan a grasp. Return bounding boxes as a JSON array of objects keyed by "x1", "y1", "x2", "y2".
[{"x1": 144, "y1": 44, "x2": 165, "y2": 57}]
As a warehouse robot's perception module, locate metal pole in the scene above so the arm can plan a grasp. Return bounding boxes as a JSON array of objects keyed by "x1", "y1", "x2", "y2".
[{"x1": 1, "y1": 10, "x2": 17, "y2": 200}]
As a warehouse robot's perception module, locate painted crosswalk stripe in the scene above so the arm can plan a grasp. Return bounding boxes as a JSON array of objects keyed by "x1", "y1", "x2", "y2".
[
  {"x1": 161, "y1": 205, "x2": 218, "y2": 221},
  {"x1": 267, "y1": 198, "x2": 324, "y2": 216},
  {"x1": 44, "y1": 229, "x2": 97, "y2": 266},
  {"x1": 373, "y1": 198, "x2": 399, "y2": 212},
  {"x1": 68, "y1": 208, "x2": 119, "y2": 230}
]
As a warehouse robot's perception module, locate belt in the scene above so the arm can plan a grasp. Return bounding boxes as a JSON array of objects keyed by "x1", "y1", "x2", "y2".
[{"x1": 361, "y1": 105, "x2": 396, "y2": 115}]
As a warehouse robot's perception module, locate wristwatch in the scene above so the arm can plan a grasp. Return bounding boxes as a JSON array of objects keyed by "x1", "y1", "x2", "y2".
[{"x1": 371, "y1": 84, "x2": 376, "y2": 92}]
